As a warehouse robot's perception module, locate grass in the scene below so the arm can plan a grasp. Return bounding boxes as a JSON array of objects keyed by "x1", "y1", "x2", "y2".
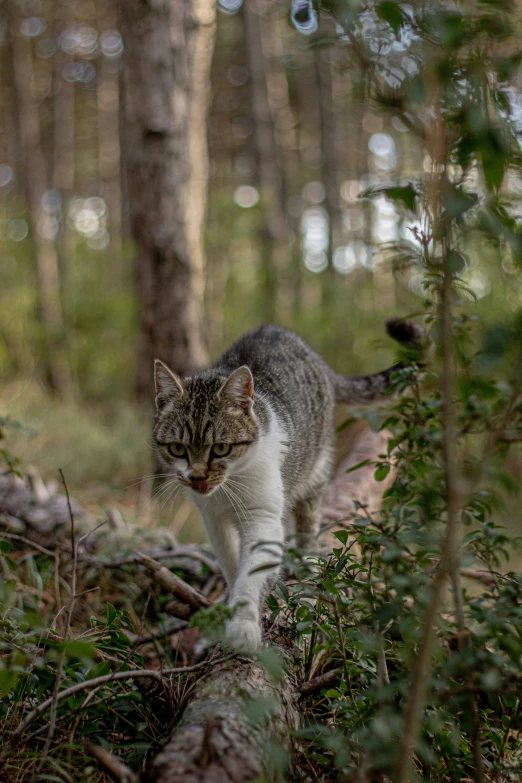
[{"x1": 0, "y1": 380, "x2": 206, "y2": 542}]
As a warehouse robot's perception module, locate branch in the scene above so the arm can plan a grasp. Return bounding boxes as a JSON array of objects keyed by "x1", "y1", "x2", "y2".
[
  {"x1": 5, "y1": 661, "x2": 211, "y2": 753},
  {"x1": 84, "y1": 741, "x2": 138, "y2": 783},
  {"x1": 136, "y1": 552, "x2": 211, "y2": 612}
]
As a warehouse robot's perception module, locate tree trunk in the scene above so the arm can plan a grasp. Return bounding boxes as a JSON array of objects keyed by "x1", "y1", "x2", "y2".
[
  {"x1": 96, "y1": 0, "x2": 123, "y2": 267},
  {"x1": 142, "y1": 633, "x2": 301, "y2": 783},
  {"x1": 243, "y1": 0, "x2": 289, "y2": 324},
  {"x1": 120, "y1": 0, "x2": 216, "y2": 401},
  {"x1": 52, "y1": 2, "x2": 78, "y2": 391},
  {"x1": 9, "y1": 5, "x2": 72, "y2": 398},
  {"x1": 314, "y1": 44, "x2": 343, "y2": 307}
]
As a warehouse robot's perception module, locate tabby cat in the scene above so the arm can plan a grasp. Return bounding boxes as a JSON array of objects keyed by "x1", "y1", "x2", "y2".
[{"x1": 153, "y1": 320, "x2": 422, "y2": 652}]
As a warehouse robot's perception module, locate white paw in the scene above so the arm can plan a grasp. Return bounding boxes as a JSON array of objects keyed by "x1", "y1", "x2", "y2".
[{"x1": 225, "y1": 616, "x2": 262, "y2": 654}]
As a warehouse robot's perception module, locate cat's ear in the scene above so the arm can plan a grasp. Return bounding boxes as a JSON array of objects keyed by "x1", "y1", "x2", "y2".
[
  {"x1": 217, "y1": 366, "x2": 254, "y2": 418},
  {"x1": 154, "y1": 359, "x2": 184, "y2": 410}
]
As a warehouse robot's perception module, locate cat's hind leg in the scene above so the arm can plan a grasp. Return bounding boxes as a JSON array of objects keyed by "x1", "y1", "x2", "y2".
[{"x1": 293, "y1": 482, "x2": 328, "y2": 551}]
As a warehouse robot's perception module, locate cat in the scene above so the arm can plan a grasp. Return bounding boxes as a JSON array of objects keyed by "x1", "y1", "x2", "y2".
[{"x1": 153, "y1": 319, "x2": 423, "y2": 653}]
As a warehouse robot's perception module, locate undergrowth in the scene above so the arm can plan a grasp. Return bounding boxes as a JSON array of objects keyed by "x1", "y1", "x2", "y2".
[{"x1": 274, "y1": 364, "x2": 522, "y2": 782}]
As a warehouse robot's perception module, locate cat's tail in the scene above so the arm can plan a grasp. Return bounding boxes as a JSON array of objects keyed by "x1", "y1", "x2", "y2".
[{"x1": 333, "y1": 318, "x2": 426, "y2": 405}]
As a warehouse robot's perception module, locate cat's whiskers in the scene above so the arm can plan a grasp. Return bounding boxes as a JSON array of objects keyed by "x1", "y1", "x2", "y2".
[
  {"x1": 126, "y1": 473, "x2": 173, "y2": 489},
  {"x1": 217, "y1": 485, "x2": 244, "y2": 531},
  {"x1": 225, "y1": 477, "x2": 258, "y2": 502},
  {"x1": 222, "y1": 482, "x2": 254, "y2": 523},
  {"x1": 219, "y1": 483, "x2": 250, "y2": 530},
  {"x1": 150, "y1": 477, "x2": 177, "y2": 498},
  {"x1": 157, "y1": 483, "x2": 182, "y2": 514},
  {"x1": 151, "y1": 477, "x2": 180, "y2": 504}
]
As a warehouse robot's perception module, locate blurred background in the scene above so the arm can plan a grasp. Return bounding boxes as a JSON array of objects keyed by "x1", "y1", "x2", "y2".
[{"x1": 1, "y1": 0, "x2": 522, "y2": 534}]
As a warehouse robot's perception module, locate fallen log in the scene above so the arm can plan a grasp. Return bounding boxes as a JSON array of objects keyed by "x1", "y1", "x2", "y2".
[
  {"x1": 143, "y1": 624, "x2": 301, "y2": 783},
  {"x1": 140, "y1": 425, "x2": 391, "y2": 783}
]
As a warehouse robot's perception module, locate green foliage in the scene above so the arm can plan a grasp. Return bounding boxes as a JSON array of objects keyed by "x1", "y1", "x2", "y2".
[
  {"x1": 277, "y1": 361, "x2": 522, "y2": 780},
  {"x1": 3, "y1": 0, "x2": 522, "y2": 781},
  {"x1": 0, "y1": 524, "x2": 209, "y2": 780},
  {"x1": 0, "y1": 579, "x2": 163, "y2": 779},
  {"x1": 280, "y1": 1, "x2": 522, "y2": 780}
]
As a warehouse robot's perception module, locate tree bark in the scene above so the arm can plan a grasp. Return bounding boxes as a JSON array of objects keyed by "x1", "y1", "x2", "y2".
[
  {"x1": 314, "y1": 43, "x2": 343, "y2": 305},
  {"x1": 96, "y1": 0, "x2": 123, "y2": 266},
  {"x1": 142, "y1": 631, "x2": 301, "y2": 783},
  {"x1": 9, "y1": 5, "x2": 72, "y2": 398},
  {"x1": 243, "y1": 0, "x2": 289, "y2": 323},
  {"x1": 120, "y1": 0, "x2": 216, "y2": 401}
]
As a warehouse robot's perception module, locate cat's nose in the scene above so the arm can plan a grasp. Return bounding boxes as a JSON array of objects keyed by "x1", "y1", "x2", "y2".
[{"x1": 190, "y1": 465, "x2": 207, "y2": 480}]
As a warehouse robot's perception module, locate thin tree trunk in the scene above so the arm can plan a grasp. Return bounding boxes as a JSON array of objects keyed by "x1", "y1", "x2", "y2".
[
  {"x1": 243, "y1": 0, "x2": 288, "y2": 323},
  {"x1": 96, "y1": 0, "x2": 122, "y2": 266},
  {"x1": 52, "y1": 1, "x2": 78, "y2": 393},
  {"x1": 98, "y1": 62, "x2": 122, "y2": 263},
  {"x1": 9, "y1": 5, "x2": 72, "y2": 398},
  {"x1": 260, "y1": 4, "x2": 302, "y2": 323},
  {"x1": 120, "y1": 0, "x2": 216, "y2": 400},
  {"x1": 314, "y1": 45, "x2": 343, "y2": 306}
]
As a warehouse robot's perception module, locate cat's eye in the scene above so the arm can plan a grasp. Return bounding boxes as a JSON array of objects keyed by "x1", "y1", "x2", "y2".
[
  {"x1": 211, "y1": 443, "x2": 232, "y2": 458},
  {"x1": 168, "y1": 442, "x2": 187, "y2": 458}
]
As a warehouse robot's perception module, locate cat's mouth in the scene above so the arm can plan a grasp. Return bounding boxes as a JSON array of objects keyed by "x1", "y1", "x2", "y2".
[{"x1": 178, "y1": 477, "x2": 222, "y2": 495}]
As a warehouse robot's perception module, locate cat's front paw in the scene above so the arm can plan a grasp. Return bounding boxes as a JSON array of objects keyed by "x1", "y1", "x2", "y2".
[{"x1": 225, "y1": 616, "x2": 262, "y2": 654}]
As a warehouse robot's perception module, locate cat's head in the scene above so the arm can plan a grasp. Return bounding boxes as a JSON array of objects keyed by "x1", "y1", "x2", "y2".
[{"x1": 153, "y1": 360, "x2": 258, "y2": 496}]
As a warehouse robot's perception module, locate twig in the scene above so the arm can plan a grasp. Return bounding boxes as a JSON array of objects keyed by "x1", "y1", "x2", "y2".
[
  {"x1": 86, "y1": 546, "x2": 218, "y2": 573},
  {"x1": 53, "y1": 549, "x2": 63, "y2": 636},
  {"x1": 197, "y1": 715, "x2": 216, "y2": 767},
  {"x1": 164, "y1": 600, "x2": 193, "y2": 620},
  {"x1": 84, "y1": 741, "x2": 138, "y2": 783},
  {"x1": 7, "y1": 661, "x2": 212, "y2": 750},
  {"x1": 298, "y1": 669, "x2": 341, "y2": 699},
  {"x1": 171, "y1": 545, "x2": 218, "y2": 573},
  {"x1": 74, "y1": 586, "x2": 100, "y2": 599},
  {"x1": 333, "y1": 604, "x2": 354, "y2": 703},
  {"x1": 77, "y1": 519, "x2": 107, "y2": 546},
  {"x1": 128, "y1": 618, "x2": 189, "y2": 646},
  {"x1": 136, "y1": 551, "x2": 211, "y2": 610},
  {"x1": 0, "y1": 532, "x2": 56, "y2": 558},
  {"x1": 396, "y1": 85, "x2": 466, "y2": 783},
  {"x1": 35, "y1": 469, "x2": 77, "y2": 780}
]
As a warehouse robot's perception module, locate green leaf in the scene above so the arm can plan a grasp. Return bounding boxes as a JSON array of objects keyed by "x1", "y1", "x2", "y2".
[
  {"x1": 337, "y1": 416, "x2": 356, "y2": 433},
  {"x1": 275, "y1": 581, "x2": 289, "y2": 603},
  {"x1": 326, "y1": 688, "x2": 342, "y2": 698},
  {"x1": 334, "y1": 530, "x2": 349, "y2": 546},
  {"x1": 0, "y1": 541, "x2": 13, "y2": 554},
  {"x1": 445, "y1": 250, "x2": 466, "y2": 275},
  {"x1": 428, "y1": 9, "x2": 468, "y2": 49},
  {"x1": 443, "y1": 187, "x2": 478, "y2": 219},
  {"x1": 376, "y1": 2, "x2": 408, "y2": 33},
  {"x1": 374, "y1": 463, "x2": 391, "y2": 481},
  {"x1": 478, "y1": 128, "x2": 509, "y2": 192},
  {"x1": 255, "y1": 646, "x2": 286, "y2": 682},
  {"x1": 346, "y1": 458, "x2": 371, "y2": 473},
  {"x1": 408, "y1": 74, "x2": 425, "y2": 103},
  {"x1": 106, "y1": 602, "x2": 117, "y2": 626},
  {"x1": 364, "y1": 184, "x2": 417, "y2": 213},
  {"x1": 61, "y1": 640, "x2": 97, "y2": 662}
]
